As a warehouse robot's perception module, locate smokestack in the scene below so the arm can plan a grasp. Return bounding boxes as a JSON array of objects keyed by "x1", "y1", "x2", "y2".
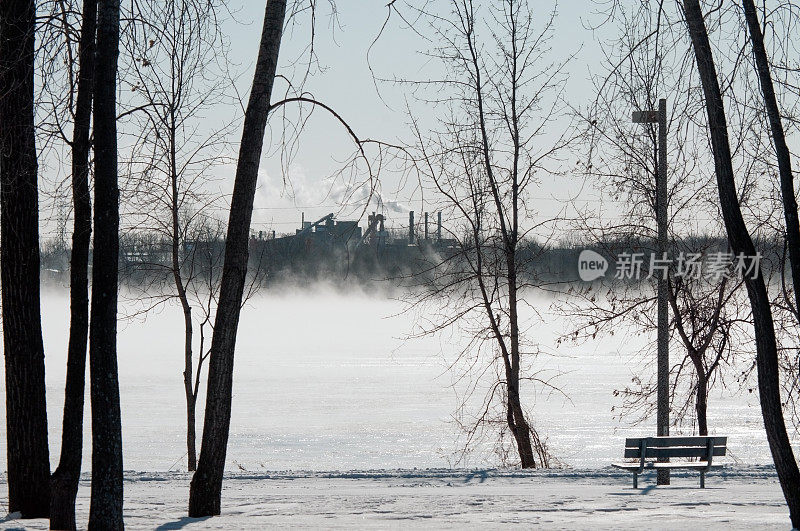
[
  {"x1": 409, "y1": 211, "x2": 415, "y2": 243},
  {"x1": 437, "y1": 212, "x2": 442, "y2": 240},
  {"x1": 424, "y1": 212, "x2": 429, "y2": 240}
]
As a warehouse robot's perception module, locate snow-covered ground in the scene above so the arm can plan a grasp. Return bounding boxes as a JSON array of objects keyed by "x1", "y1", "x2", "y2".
[
  {"x1": 0, "y1": 467, "x2": 790, "y2": 529},
  {"x1": 0, "y1": 288, "x2": 793, "y2": 527}
]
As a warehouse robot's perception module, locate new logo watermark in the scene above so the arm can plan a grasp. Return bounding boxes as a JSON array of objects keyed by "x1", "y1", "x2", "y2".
[
  {"x1": 577, "y1": 250, "x2": 762, "y2": 281},
  {"x1": 578, "y1": 250, "x2": 608, "y2": 281}
]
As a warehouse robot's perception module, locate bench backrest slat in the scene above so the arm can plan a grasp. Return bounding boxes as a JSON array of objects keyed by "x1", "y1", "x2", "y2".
[
  {"x1": 624, "y1": 436, "x2": 726, "y2": 447},
  {"x1": 623, "y1": 446, "x2": 727, "y2": 459},
  {"x1": 623, "y1": 436, "x2": 727, "y2": 459}
]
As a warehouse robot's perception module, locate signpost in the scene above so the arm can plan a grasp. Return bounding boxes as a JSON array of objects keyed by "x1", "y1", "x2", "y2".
[{"x1": 633, "y1": 98, "x2": 670, "y2": 485}]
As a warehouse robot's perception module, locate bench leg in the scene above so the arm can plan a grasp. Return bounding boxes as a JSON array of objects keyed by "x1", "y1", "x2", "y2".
[
  {"x1": 633, "y1": 473, "x2": 638, "y2": 489},
  {"x1": 700, "y1": 471, "x2": 705, "y2": 489}
]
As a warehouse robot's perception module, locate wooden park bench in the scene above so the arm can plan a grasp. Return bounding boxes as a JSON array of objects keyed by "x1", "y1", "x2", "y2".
[{"x1": 612, "y1": 436, "x2": 727, "y2": 488}]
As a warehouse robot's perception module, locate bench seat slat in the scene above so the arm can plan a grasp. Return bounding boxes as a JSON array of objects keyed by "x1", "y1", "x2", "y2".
[
  {"x1": 612, "y1": 462, "x2": 724, "y2": 470},
  {"x1": 611, "y1": 462, "x2": 642, "y2": 470},
  {"x1": 651, "y1": 462, "x2": 724, "y2": 470}
]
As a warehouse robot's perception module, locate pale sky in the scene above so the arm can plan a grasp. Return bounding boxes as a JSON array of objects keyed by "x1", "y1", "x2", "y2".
[
  {"x1": 201, "y1": 0, "x2": 610, "y2": 236},
  {"x1": 38, "y1": 1, "x2": 758, "y2": 242}
]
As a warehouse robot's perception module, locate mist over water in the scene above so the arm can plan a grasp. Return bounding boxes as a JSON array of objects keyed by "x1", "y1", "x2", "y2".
[{"x1": 0, "y1": 285, "x2": 771, "y2": 472}]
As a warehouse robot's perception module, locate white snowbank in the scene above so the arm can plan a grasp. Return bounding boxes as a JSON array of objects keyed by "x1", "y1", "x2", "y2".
[{"x1": 0, "y1": 466, "x2": 791, "y2": 529}]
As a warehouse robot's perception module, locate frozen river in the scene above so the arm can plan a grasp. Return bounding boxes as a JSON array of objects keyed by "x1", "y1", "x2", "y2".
[{"x1": 0, "y1": 287, "x2": 776, "y2": 472}]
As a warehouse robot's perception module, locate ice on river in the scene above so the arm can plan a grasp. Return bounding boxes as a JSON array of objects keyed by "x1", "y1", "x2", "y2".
[
  {"x1": 0, "y1": 287, "x2": 790, "y2": 528},
  {"x1": 0, "y1": 287, "x2": 775, "y2": 471}
]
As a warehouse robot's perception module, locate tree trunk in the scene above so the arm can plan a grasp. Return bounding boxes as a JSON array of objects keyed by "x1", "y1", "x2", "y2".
[
  {"x1": 167, "y1": 99, "x2": 198, "y2": 472},
  {"x1": 505, "y1": 266, "x2": 536, "y2": 468},
  {"x1": 177, "y1": 246, "x2": 196, "y2": 472},
  {"x1": 741, "y1": 0, "x2": 800, "y2": 323},
  {"x1": 88, "y1": 0, "x2": 124, "y2": 528},
  {"x1": 683, "y1": 1, "x2": 800, "y2": 526},
  {"x1": 696, "y1": 373, "x2": 708, "y2": 437},
  {"x1": 50, "y1": 1, "x2": 96, "y2": 529},
  {"x1": 188, "y1": 0, "x2": 287, "y2": 517},
  {"x1": 506, "y1": 385, "x2": 536, "y2": 468},
  {"x1": 690, "y1": 354, "x2": 708, "y2": 436},
  {"x1": 181, "y1": 293, "x2": 196, "y2": 472},
  {"x1": 186, "y1": 384, "x2": 197, "y2": 471},
  {"x1": 0, "y1": 0, "x2": 51, "y2": 518}
]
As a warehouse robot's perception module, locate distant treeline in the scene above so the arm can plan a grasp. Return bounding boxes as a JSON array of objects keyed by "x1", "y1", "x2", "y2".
[{"x1": 38, "y1": 231, "x2": 788, "y2": 290}]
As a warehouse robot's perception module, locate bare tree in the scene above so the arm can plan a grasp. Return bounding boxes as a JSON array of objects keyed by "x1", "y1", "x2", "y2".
[
  {"x1": 738, "y1": 2, "x2": 800, "y2": 426},
  {"x1": 402, "y1": 0, "x2": 571, "y2": 468},
  {"x1": 741, "y1": 0, "x2": 800, "y2": 326},
  {"x1": 0, "y1": 0, "x2": 52, "y2": 518},
  {"x1": 120, "y1": 0, "x2": 234, "y2": 472},
  {"x1": 188, "y1": 0, "x2": 384, "y2": 513},
  {"x1": 88, "y1": 0, "x2": 124, "y2": 527},
  {"x1": 682, "y1": 0, "x2": 800, "y2": 526},
  {"x1": 188, "y1": 0, "x2": 288, "y2": 516},
  {"x1": 668, "y1": 271, "x2": 749, "y2": 435},
  {"x1": 559, "y1": 0, "x2": 753, "y2": 439},
  {"x1": 46, "y1": 0, "x2": 96, "y2": 528}
]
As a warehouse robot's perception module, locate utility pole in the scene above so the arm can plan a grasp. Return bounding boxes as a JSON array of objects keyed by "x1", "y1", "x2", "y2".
[{"x1": 633, "y1": 98, "x2": 670, "y2": 485}]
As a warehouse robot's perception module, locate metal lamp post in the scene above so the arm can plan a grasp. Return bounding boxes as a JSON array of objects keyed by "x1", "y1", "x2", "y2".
[{"x1": 633, "y1": 98, "x2": 670, "y2": 485}]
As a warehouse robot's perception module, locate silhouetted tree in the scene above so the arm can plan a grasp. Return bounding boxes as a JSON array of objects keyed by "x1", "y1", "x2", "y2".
[
  {"x1": 405, "y1": 0, "x2": 570, "y2": 468},
  {"x1": 88, "y1": 0, "x2": 124, "y2": 527},
  {"x1": 742, "y1": 0, "x2": 800, "y2": 327},
  {"x1": 0, "y1": 0, "x2": 51, "y2": 518},
  {"x1": 122, "y1": 0, "x2": 234, "y2": 472},
  {"x1": 560, "y1": 0, "x2": 754, "y2": 439},
  {"x1": 48, "y1": 1, "x2": 96, "y2": 528},
  {"x1": 668, "y1": 273, "x2": 747, "y2": 436},
  {"x1": 683, "y1": 0, "x2": 800, "y2": 526},
  {"x1": 188, "y1": 0, "x2": 288, "y2": 516}
]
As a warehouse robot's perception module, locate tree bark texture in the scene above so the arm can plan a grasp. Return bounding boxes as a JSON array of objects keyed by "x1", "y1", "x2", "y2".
[
  {"x1": 0, "y1": 0, "x2": 51, "y2": 518},
  {"x1": 506, "y1": 269, "x2": 536, "y2": 468},
  {"x1": 50, "y1": 1, "x2": 96, "y2": 528},
  {"x1": 689, "y1": 354, "x2": 709, "y2": 436},
  {"x1": 188, "y1": 0, "x2": 287, "y2": 517},
  {"x1": 88, "y1": 0, "x2": 124, "y2": 528}
]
